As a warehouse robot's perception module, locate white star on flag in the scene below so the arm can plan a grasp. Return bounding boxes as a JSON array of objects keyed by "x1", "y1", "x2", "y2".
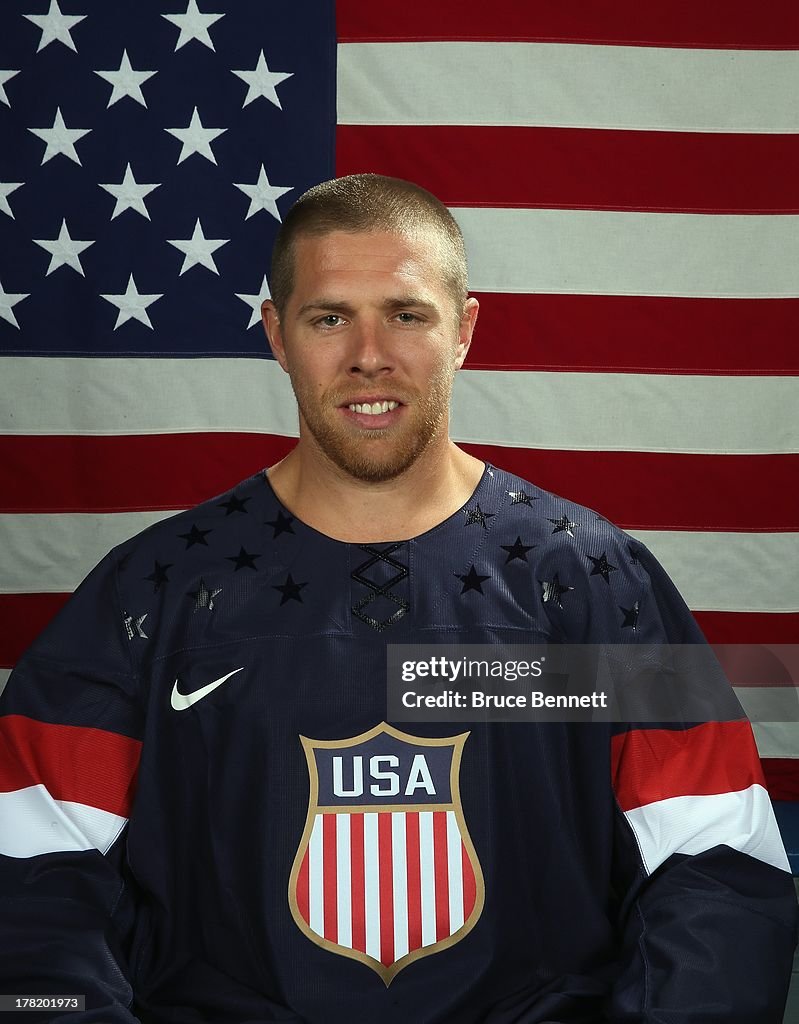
[
  {"x1": 34, "y1": 219, "x2": 94, "y2": 276},
  {"x1": 0, "y1": 70, "x2": 19, "y2": 106},
  {"x1": 231, "y1": 51, "x2": 293, "y2": 109},
  {"x1": 165, "y1": 107, "x2": 226, "y2": 165},
  {"x1": 99, "y1": 163, "x2": 161, "y2": 220},
  {"x1": 168, "y1": 218, "x2": 229, "y2": 275},
  {"x1": 24, "y1": 0, "x2": 85, "y2": 52},
  {"x1": 28, "y1": 107, "x2": 91, "y2": 165},
  {"x1": 0, "y1": 280, "x2": 29, "y2": 329},
  {"x1": 235, "y1": 275, "x2": 271, "y2": 329},
  {"x1": 234, "y1": 166, "x2": 292, "y2": 221},
  {"x1": 101, "y1": 274, "x2": 163, "y2": 330},
  {"x1": 162, "y1": 0, "x2": 224, "y2": 51},
  {"x1": 0, "y1": 182, "x2": 24, "y2": 219},
  {"x1": 95, "y1": 50, "x2": 157, "y2": 108}
]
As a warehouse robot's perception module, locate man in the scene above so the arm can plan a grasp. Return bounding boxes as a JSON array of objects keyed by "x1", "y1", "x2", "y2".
[{"x1": 0, "y1": 174, "x2": 796, "y2": 1022}]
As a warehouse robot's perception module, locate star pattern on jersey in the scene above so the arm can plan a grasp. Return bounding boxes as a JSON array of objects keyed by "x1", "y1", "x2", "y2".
[
  {"x1": 231, "y1": 50, "x2": 293, "y2": 108},
  {"x1": 145, "y1": 560, "x2": 173, "y2": 592},
  {"x1": 500, "y1": 536, "x2": 535, "y2": 564},
  {"x1": 24, "y1": 0, "x2": 85, "y2": 52},
  {"x1": 274, "y1": 572, "x2": 306, "y2": 605},
  {"x1": 508, "y1": 490, "x2": 537, "y2": 506},
  {"x1": 456, "y1": 565, "x2": 490, "y2": 594},
  {"x1": 587, "y1": 552, "x2": 617, "y2": 583},
  {"x1": 226, "y1": 546, "x2": 261, "y2": 571},
  {"x1": 0, "y1": 70, "x2": 19, "y2": 106},
  {"x1": 168, "y1": 218, "x2": 229, "y2": 275},
  {"x1": 188, "y1": 577, "x2": 222, "y2": 611},
  {"x1": 123, "y1": 610, "x2": 148, "y2": 640},
  {"x1": 28, "y1": 107, "x2": 91, "y2": 165},
  {"x1": 266, "y1": 509, "x2": 295, "y2": 538},
  {"x1": 95, "y1": 50, "x2": 157, "y2": 107},
  {"x1": 235, "y1": 275, "x2": 270, "y2": 328},
  {"x1": 162, "y1": 0, "x2": 224, "y2": 51},
  {"x1": 165, "y1": 107, "x2": 227, "y2": 165},
  {"x1": 99, "y1": 164, "x2": 161, "y2": 220},
  {"x1": 218, "y1": 493, "x2": 250, "y2": 516},
  {"x1": 101, "y1": 274, "x2": 163, "y2": 330},
  {"x1": 178, "y1": 524, "x2": 213, "y2": 548},
  {"x1": 0, "y1": 182, "x2": 23, "y2": 219},
  {"x1": 620, "y1": 601, "x2": 640, "y2": 631},
  {"x1": 463, "y1": 503, "x2": 495, "y2": 529},
  {"x1": 548, "y1": 514, "x2": 579, "y2": 537},
  {"x1": 34, "y1": 219, "x2": 94, "y2": 276},
  {"x1": 0, "y1": 280, "x2": 30, "y2": 329},
  {"x1": 539, "y1": 573, "x2": 574, "y2": 608},
  {"x1": 233, "y1": 165, "x2": 292, "y2": 221}
]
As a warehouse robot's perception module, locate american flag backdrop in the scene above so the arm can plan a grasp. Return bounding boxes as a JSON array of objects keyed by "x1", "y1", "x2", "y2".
[{"x1": 0, "y1": 3, "x2": 797, "y2": 794}]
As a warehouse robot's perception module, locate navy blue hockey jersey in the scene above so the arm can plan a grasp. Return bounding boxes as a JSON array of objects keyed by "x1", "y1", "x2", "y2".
[{"x1": 0, "y1": 464, "x2": 796, "y2": 1022}]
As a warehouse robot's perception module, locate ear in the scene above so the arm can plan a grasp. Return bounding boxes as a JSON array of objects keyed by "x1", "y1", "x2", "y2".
[
  {"x1": 261, "y1": 300, "x2": 289, "y2": 372},
  {"x1": 454, "y1": 296, "x2": 479, "y2": 370}
]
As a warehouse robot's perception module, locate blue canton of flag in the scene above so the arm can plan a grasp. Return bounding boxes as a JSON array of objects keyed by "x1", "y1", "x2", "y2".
[{"x1": 0, "y1": 0, "x2": 335, "y2": 356}]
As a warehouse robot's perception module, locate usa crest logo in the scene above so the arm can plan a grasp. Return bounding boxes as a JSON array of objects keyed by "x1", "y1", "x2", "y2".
[{"x1": 288, "y1": 723, "x2": 484, "y2": 984}]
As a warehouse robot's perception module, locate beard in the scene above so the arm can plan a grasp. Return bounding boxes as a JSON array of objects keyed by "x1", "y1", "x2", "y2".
[{"x1": 288, "y1": 367, "x2": 456, "y2": 483}]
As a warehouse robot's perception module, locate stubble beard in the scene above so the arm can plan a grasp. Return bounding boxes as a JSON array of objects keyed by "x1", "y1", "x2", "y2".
[{"x1": 289, "y1": 367, "x2": 456, "y2": 483}]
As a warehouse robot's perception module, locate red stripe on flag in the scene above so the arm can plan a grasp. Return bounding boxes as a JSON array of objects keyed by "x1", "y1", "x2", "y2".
[
  {"x1": 464, "y1": 294, "x2": 799, "y2": 375},
  {"x1": 405, "y1": 811, "x2": 423, "y2": 952},
  {"x1": 0, "y1": 593, "x2": 70, "y2": 666},
  {"x1": 461, "y1": 841, "x2": 477, "y2": 920},
  {"x1": 336, "y1": 0, "x2": 799, "y2": 47},
  {"x1": 2, "y1": 445, "x2": 797, "y2": 532},
  {"x1": 296, "y1": 848, "x2": 310, "y2": 925},
  {"x1": 611, "y1": 721, "x2": 765, "y2": 812},
  {"x1": 464, "y1": 448, "x2": 799, "y2": 533},
  {"x1": 0, "y1": 434, "x2": 297, "y2": 514},
  {"x1": 433, "y1": 811, "x2": 450, "y2": 942},
  {"x1": 693, "y1": 613, "x2": 799, "y2": 645},
  {"x1": 338, "y1": 127, "x2": 799, "y2": 214},
  {"x1": 762, "y1": 761, "x2": 799, "y2": 801},
  {"x1": 350, "y1": 814, "x2": 366, "y2": 954},
  {"x1": 323, "y1": 813, "x2": 338, "y2": 943},
  {"x1": 0, "y1": 714, "x2": 141, "y2": 816},
  {"x1": 378, "y1": 812, "x2": 394, "y2": 966}
]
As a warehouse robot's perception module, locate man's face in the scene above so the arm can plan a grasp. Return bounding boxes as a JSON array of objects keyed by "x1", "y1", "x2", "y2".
[{"x1": 262, "y1": 229, "x2": 478, "y2": 483}]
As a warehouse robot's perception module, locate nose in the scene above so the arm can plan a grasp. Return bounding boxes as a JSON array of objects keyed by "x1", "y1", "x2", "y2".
[{"x1": 346, "y1": 318, "x2": 394, "y2": 376}]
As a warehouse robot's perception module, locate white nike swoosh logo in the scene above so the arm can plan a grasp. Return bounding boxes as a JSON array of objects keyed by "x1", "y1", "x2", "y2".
[{"x1": 171, "y1": 668, "x2": 244, "y2": 711}]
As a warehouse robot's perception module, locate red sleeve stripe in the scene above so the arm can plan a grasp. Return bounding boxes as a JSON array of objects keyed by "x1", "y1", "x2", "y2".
[
  {"x1": 611, "y1": 720, "x2": 765, "y2": 812},
  {"x1": 0, "y1": 715, "x2": 141, "y2": 817}
]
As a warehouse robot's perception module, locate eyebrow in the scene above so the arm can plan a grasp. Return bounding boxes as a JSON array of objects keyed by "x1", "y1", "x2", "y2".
[{"x1": 296, "y1": 296, "x2": 439, "y2": 317}]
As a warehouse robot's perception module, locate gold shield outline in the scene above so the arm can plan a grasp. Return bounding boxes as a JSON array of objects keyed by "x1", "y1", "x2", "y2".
[{"x1": 288, "y1": 721, "x2": 485, "y2": 985}]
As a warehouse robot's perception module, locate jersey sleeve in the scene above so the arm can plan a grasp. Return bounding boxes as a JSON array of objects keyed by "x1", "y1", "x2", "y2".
[
  {"x1": 0, "y1": 552, "x2": 144, "y2": 1023},
  {"x1": 605, "y1": 542, "x2": 798, "y2": 1021}
]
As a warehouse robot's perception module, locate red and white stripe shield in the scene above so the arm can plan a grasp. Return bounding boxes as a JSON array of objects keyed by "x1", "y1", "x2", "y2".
[{"x1": 289, "y1": 723, "x2": 484, "y2": 984}]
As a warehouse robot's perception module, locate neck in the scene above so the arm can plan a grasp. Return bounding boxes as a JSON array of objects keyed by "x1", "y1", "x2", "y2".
[{"x1": 266, "y1": 436, "x2": 484, "y2": 543}]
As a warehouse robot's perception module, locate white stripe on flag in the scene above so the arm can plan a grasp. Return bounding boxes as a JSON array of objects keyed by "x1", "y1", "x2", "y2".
[
  {"x1": 4, "y1": 358, "x2": 797, "y2": 457},
  {"x1": 0, "y1": 785, "x2": 127, "y2": 858},
  {"x1": 446, "y1": 810, "x2": 464, "y2": 932},
  {"x1": 735, "y1": 688, "x2": 799, "y2": 724},
  {"x1": 392, "y1": 812, "x2": 409, "y2": 961},
  {"x1": 752, "y1": 723, "x2": 799, "y2": 760},
  {"x1": 623, "y1": 783, "x2": 790, "y2": 876},
  {"x1": 418, "y1": 810, "x2": 437, "y2": 948},
  {"x1": 0, "y1": 669, "x2": 10, "y2": 695},
  {"x1": 336, "y1": 813, "x2": 352, "y2": 950},
  {"x1": 363, "y1": 812, "x2": 381, "y2": 961},
  {"x1": 308, "y1": 814, "x2": 324, "y2": 937},
  {"x1": 4, "y1": 513, "x2": 797, "y2": 614},
  {"x1": 455, "y1": 208, "x2": 799, "y2": 298},
  {"x1": 338, "y1": 41, "x2": 799, "y2": 133}
]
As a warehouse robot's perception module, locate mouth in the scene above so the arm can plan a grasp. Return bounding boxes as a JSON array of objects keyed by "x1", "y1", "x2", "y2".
[{"x1": 339, "y1": 397, "x2": 404, "y2": 429}]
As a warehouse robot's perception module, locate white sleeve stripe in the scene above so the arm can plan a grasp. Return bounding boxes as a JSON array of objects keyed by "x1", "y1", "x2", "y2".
[
  {"x1": 623, "y1": 783, "x2": 790, "y2": 875},
  {"x1": 0, "y1": 784, "x2": 127, "y2": 858}
]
